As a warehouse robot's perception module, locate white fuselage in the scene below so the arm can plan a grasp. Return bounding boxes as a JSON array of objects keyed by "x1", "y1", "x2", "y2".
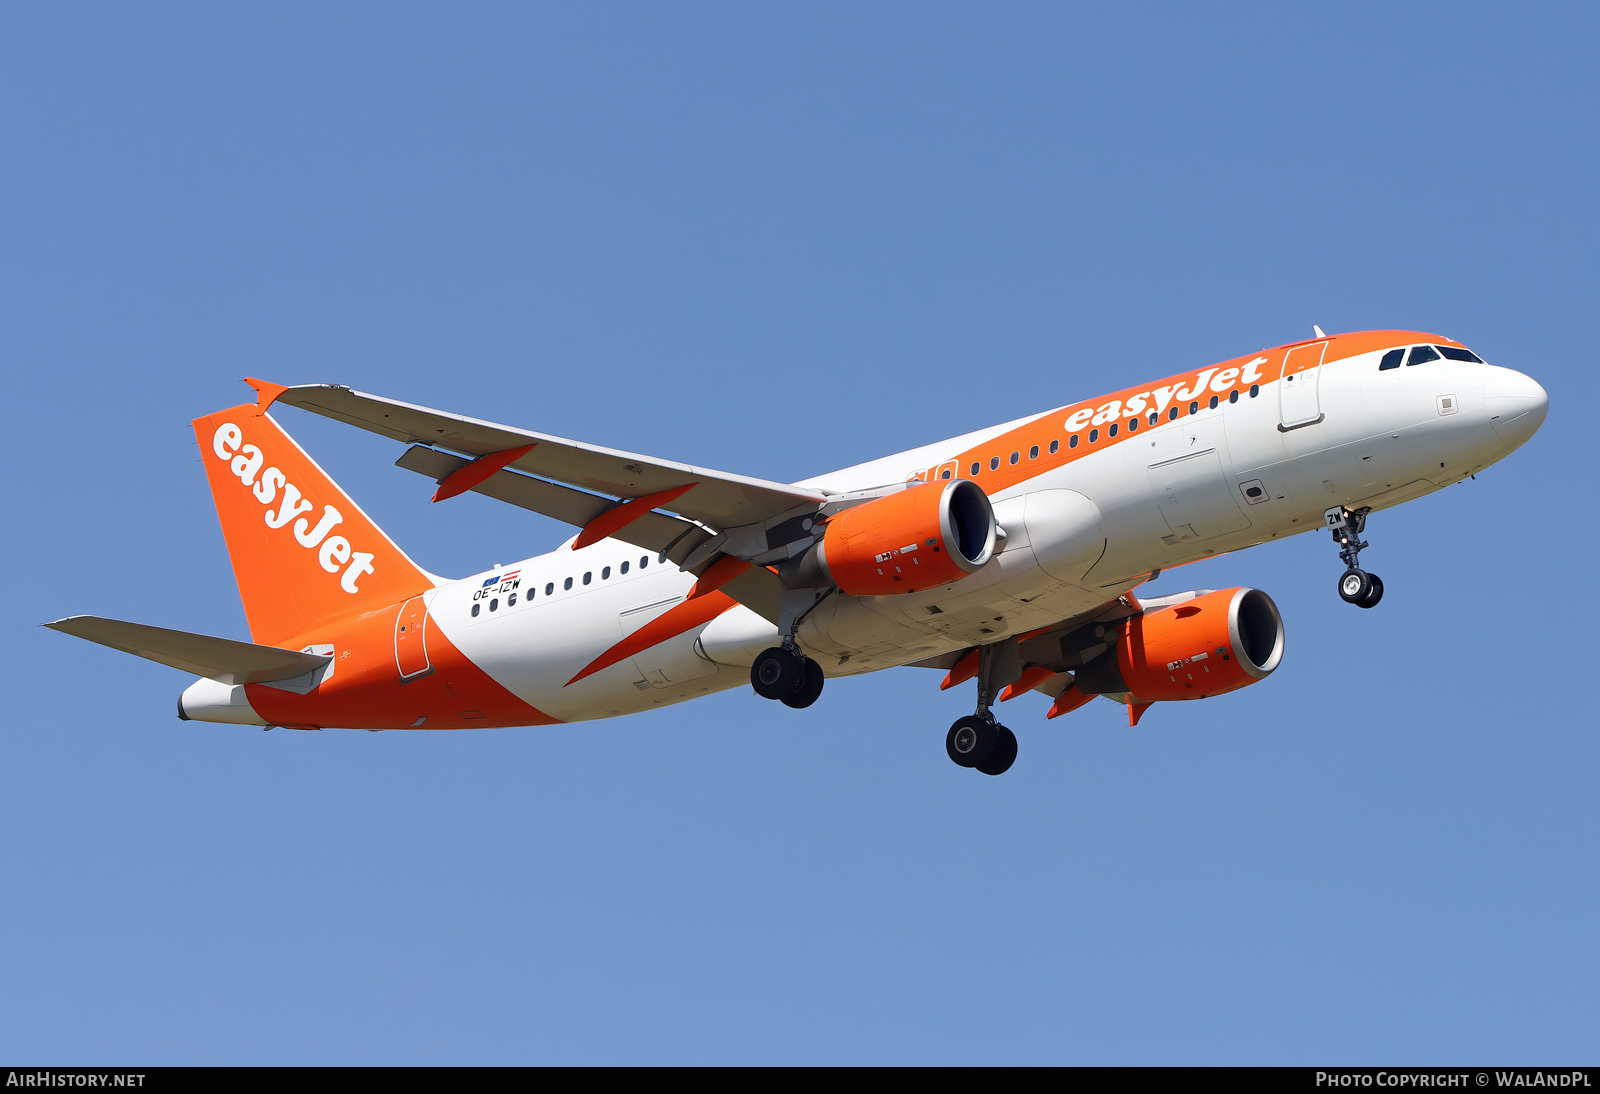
[{"x1": 420, "y1": 349, "x2": 1545, "y2": 722}]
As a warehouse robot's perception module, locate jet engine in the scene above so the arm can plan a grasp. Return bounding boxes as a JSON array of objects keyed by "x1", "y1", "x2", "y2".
[
  {"x1": 1073, "y1": 587, "x2": 1284, "y2": 703},
  {"x1": 787, "y1": 479, "x2": 997, "y2": 596}
]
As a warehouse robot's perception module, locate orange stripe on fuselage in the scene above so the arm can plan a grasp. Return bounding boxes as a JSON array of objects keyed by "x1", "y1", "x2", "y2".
[
  {"x1": 245, "y1": 601, "x2": 559, "y2": 730},
  {"x1": 918, "y1": 329, "x2": 1460, "y2": 498},
  {"x1": 567, "y1": 591, "x2": 738, "y2": 686}
]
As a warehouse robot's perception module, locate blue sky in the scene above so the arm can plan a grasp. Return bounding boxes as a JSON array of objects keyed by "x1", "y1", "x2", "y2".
[{"x1": 3, "y1": 3, "x2": 1596, "y2": 1064}]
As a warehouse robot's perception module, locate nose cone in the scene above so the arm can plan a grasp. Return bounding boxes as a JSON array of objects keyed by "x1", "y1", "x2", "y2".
[{"x1": 1485, "y1": 368, "x2": 1548, "y2": 451}]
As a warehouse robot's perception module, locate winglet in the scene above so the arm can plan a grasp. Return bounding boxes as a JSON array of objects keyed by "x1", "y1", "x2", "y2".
[
  {"x1": 573, "y1": 483, "x2": 697, "y2": 550},
  {"x1": 244, "y1": 378, "x2": 292, "y2": 415},
  {"x1": 433, "y1": 444, "x2": 537, "y2": 502}
]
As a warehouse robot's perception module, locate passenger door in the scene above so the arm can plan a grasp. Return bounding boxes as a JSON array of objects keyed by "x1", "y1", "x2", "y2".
[{"x1": 1279, "y1": 341, "x2": 1327, "y2": 430}]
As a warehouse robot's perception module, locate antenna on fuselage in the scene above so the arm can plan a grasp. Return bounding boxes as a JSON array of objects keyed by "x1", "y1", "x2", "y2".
[{"x1": 1313, "y1": 325, "x2": 1327, "y2": 338}]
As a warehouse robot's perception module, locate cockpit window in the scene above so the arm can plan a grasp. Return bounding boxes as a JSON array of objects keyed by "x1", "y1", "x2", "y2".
[
  {"x1": 1437, "y1": 345, "x2": 1485, "y2": 363},
  {"x1": 1379, "y1": 349, "x2": 1404, "y2": 371},
  {"x1": 1406, "y1": 345, "x2": 1440, "y2": 366}
]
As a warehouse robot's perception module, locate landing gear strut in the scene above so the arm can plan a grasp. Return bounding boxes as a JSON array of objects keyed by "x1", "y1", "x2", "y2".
[
  {"x1": 945, "y1": 640, "x2": 1019, "y2": 775},
  {"x1": 1325, "y1": 505, "x2": 1383, "y2": 609},
  {"x1": 750, "y1": 589, "x2": 833, "y2": 708}
]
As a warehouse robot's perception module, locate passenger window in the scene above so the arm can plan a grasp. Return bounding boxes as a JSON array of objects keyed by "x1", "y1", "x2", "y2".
[
  {"x1": 1379, "y1": 348, "x2": 1404, "y2": 370},
  {"x1": 1229, "y1": 390, "x2": 1239, "y2": 403},
  {"x1": 546, "y1": 582, "x2": 555, "y2": 595},
  {"x1": 1107, "y1": 423, "x2": 1118, "y2": 438},
  {"x1": 601, "y1": 566, "x2": 611, "y2": 579},
  {"x1": 658, "y1": 551, "x2": 668, "y2": 563},
  {"x1": 1208, "y1": 395, "x2": 1219, "y2": 409},
  {"x1": 564, "y1": 577, "x2": 573, "y2": 590},
  {"x1": 1089, "y1": 428, "x2": 1099, "y2": 443},
  {"x1": 989, "y1": 457, "x2": 1000, "y2": 470},
  {"x1": 620, "y1": 560, "x2": 629, "y2": 574},
  {"x1": 1048, "y1": 440, "x2": 1059, "y2": 454},
  {"x1": 583, "y1": 572, "x2": 592, "y2": 585},
  {"x1": 508, "y1": 592, "x2": 517, "y2": 606},
  {"x1": 1029, "y1": 445, "x2": 1039, "y2": 459},
  {"x1": 472, "y1": 603, "x2": 480, "y2": 617},
  {"x1": 1148, "y1": 412, "x2": 1158, "y2": 425},
  {"x1": 1406, "y1": 345, "x2": 1440, "y2": 366},
  {"x1": 490, "y1": 598, "x2": 499, "y2": 611},
  {"x1": 640, "y1": 556, "x2": 649, "y2": 569},
  {"x1": 1438, "y1": 345, "x2": 1485, "y2": 363},
  {"x1": 1127, "y1": 416, "x2": 1138, "y2": 432},
  {"x1": 970, "y1": 462, "x2": 980, "y2": 476},
  {"x1": 1250, "y1": 384, "x2": 1260, "y2": 398},
  {"x1": 940, "y1": 468, "x2": 952, "y2": 479},
  {"x1": 1009, "y1": 451, "x2": 1019, "y2": 465},
  {"x1": 1068, "y1": 435, "x2": 1078, "y2": 449},
  {"x1": 1168, "y1": 406, "x2": 1180, "y2": 420},
  {"x1": 1189, "y1": 401, "x2": 1199, "y2": 415}
]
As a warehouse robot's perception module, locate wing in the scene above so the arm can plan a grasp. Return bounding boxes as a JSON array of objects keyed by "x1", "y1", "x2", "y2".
[
  {"x1": 267, "y1": 383, "x2": 827, "y2": 530},
  {"x1": 45, "y1": 616, "x2": 331, "y2": 685},
  {"x1": 907, "y1": 592, "x2": 1213, "y2": 715},
  {"x1": 256, "y1": 381, "x2": 832, "y2": 625}
]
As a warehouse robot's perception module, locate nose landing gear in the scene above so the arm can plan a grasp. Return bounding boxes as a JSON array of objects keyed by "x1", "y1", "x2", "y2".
[{"x1": 1326, "y1": 506, "x2": 1384, "y2": 609}]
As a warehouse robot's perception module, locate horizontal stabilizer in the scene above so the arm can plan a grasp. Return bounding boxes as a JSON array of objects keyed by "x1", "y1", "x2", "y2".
[{"x1": 44, "y1": 616, "x2": 331, "y2": 685}]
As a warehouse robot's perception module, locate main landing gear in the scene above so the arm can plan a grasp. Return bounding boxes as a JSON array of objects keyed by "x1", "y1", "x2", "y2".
[
  {"x1": 945, "y1": 640, "x2": 1019, "y2": 776},
  {"x1": 751, "y1": 589, "x2": 833, "y2": 709},
  {"x1": 946, "y1": 716, "x2": 1018, "y2": 776},
  {"x1": 750, "y1": 644, "x2": 825, "y2": 709},
  {"x1": 1325, "y1": 505, "x2": 1384, "y2": 609}
]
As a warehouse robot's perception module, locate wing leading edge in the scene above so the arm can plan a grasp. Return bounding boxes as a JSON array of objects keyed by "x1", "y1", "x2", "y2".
[{"x1": 266, "y1": 383, "x2": 827, "y2": 529}]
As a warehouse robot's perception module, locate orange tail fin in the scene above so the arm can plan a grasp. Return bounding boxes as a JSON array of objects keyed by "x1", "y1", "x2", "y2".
[{"x1": 193, "y1": 404, "x2": 436, "y2": 646}]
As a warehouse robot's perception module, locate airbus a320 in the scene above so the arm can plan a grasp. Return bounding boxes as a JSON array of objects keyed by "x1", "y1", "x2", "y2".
[{"x1": 48, "y1": 328, "x2": 1547, "y2": 775}]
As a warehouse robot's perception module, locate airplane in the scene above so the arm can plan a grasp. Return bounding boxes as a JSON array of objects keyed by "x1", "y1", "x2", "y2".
[{"x1": 47, "y1": 327, "x2": 1547, "y2": 775}]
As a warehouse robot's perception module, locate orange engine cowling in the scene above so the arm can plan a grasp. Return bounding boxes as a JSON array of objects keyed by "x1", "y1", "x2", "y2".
[
  {"x1": 1074, "y1": 587, "x2": 1285, "y2": 702},
  {"x1": 800, "y1": 479, "x2": 997, "y2": 596}
]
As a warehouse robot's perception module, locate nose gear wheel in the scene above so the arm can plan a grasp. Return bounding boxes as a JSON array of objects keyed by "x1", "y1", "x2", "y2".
[{"x1": 1326, "y1": 506, "x2": 1383, "y2": 609}]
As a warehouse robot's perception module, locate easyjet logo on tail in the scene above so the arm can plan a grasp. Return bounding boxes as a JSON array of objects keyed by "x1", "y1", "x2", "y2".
[{"x1": 212, "y1": 422, "x2": 376, "y2": 593}]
